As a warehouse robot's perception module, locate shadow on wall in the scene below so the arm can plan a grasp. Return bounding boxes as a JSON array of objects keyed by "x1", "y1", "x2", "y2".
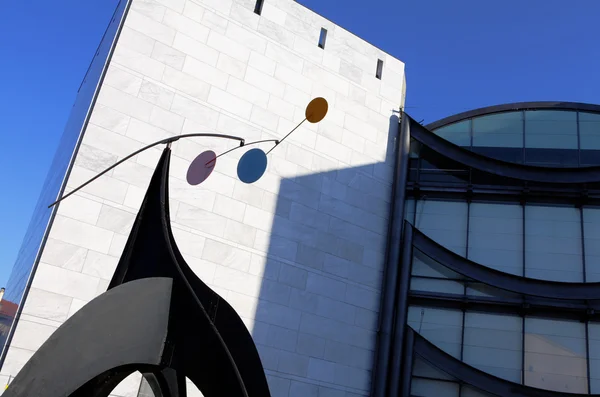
[{"x1": 247, "y1": 114, "x2": 399, "y2": 396}]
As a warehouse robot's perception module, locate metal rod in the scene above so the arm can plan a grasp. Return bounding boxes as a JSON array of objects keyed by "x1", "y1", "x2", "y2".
[
  {"x1": 48, "y1": 133, "x2": 244, "y2": 208},
  {"x1": 266, "y1": 118, "x2": 306, "y2": 155},
  {"x1": 206, "y1": 139, "x2": 279, "y2": 166}
]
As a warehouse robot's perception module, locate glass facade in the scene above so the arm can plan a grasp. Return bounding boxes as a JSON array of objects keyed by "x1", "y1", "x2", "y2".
[
  {"x1": 432, "y1": 109, "x2": 600, "y2": 167},
  {"x1": 402, "y1": 106, "x2": 600, "y2": 396},
  {"x1": 0, "y1": 0, "x2": 128, "y2": 361}
]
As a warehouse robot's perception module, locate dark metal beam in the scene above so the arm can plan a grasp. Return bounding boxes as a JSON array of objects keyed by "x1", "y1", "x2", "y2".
[{"x1": 371, "y1": 112, "x2": 407, "y2": 397}]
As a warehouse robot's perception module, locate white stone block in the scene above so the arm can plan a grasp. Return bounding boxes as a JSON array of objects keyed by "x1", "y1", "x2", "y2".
[
  {"x1": 170, "y1": 226, "x2": 206, "y2": 259},
  {"x1": 293, "y1": 36, "x2": 323, "y2": 64},
  {"x1": 174, "y1": 202, "x2": 228, "y2": 237},
  {"x1": 303, "y1": 63, "x2": 348, "y2": 96},
  {"x1": 131, "y1": 0, "x2": 166, "y2": 22},
  {"x1": 248, "y1": 51, "x2": 276, "y2": 76},
  {"x1": 216, "y1": 53, "x2": 246, "y2": 79},
  {"x1": 207, "y1": 87, "x2": 252, "y2": 120},
  {"x1": 1, "y1": 347, "x2": 34, "y2": 377},
  {"x1": 170, "y1": 94, "x2": 220, "y2": 129},
  {"x1": 265, "y1": 42, "x2": 303, "y2": 73},
  {"x1": 202, "y1": 238, "x2": 252, "y2": 271},
  {"x1": 162, "y1": 9, "x2": 210, "y2": 43},
  {"x1": 258, "y1": 18, "x2": 295, "y2": 48},
  {"x1": 274, "y1": 64, "x2": 313, "y2": 95},
  {"x1": 173, "y1": 32, "x2": 219, "y2": 66},
  {"x1": 88, "y1": 105, "x2": 130, "y2": 135},
  {"x1": 229, "y1": 2, "x2": 259, "y2": 30},
  {"x1": 150, "y1": 105, "x2": 185, "y2": 134},
  {"x1": 117, "y1": 26, "x2": 155, "y2": 57},
  {"x1": 195, "y1": 0, "x2": 233, "y2": 15},
  {"x1": 74, "y1": 144, "x2": 119, "y2": 173},
  {"x1": 182, "y1": 56, "x2": 229, "y2": 89},
  {"x1": 207, "y1": 30, "x2": 250, "y2": 63},
  {"x1": 181, "y1": 0, "x2": 204, "y2": 22},
  {"x1": 138, "y1": 80, "x2": 175, "y2": 110},
  {"x1": 57, "y1": 193, "x2": 102, "y2": 225},
  {"x1": 81, "y1": 250, "x2": 119, "y2": 280},
  {"x1": 97, "y1": 85, "x2": 154, "y2": 123},
  {"x1": 225, "y1": 77, "x2": 269, "y2": 109},
  {"x1": 212, "y1": 194, "x2": 246, "y2": 222},
  {"x1": 213, "y1": 266, "x2": 261, "y2": 297},
  {"x1": 307, "y1": 357, "x2": 336, "y2": 383},
  {"x1": 50, "y1": 215, "x2": 114, "y2": 254},
  {"x1": 216, "y1": 112, "x2": 262, "y2": 140},
  {"x1": 250, "y1": 106, "x2": 279, "y2": 131},
  {"x1": 225, "y1": 22, "x2": 268, "y2": 54},
  {"x1": 161, "y1": 66, "x2": 211, "y2": 101},
  {"x1": 322, "y1": 51, "x2": 341, "y2": 73},
  {"x1": 262, "y1": 3, "x2": 287, "y2": 25},
  {"x1": 31, "y1": 263, "x2": 101, "y2": 301},
  {"x1": 21, "y1": 288, "x2": 72, "y2": 323},
  {"x1": 155, "y1": 0, "x2": 185, "y2": 12},
  {"x1": 244, "y1": 66, "x2": 285, "y2": 97},
  {"x1": 202, "y1": 9, "x2": 229, "y2": 34},
  {"x1": 223, "y1": 219, "x2": 257, "y2": 248},
  {"x1": 40, "y1": 238, "x2": 88, "y2": 272},
  {"x1": 104, "y1": 66, "x2": 143, "y2": 96},
  {"x1": 126, "y1": 10, "x2": 176, "y2": 45}
]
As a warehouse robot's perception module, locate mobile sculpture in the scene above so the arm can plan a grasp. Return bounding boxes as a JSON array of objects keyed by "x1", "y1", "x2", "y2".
[{"x1": 5, "y1": 98, "x2": 328, "y2": 397}]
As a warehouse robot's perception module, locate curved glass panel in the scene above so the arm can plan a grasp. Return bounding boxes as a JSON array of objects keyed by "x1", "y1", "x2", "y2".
[
  {"x1": 431, "y1": 108, "x2": 600, "y2": 168},
  {"x1": 472, "y1": 112, "x2": 523, "y2": 163},
  {"x1": 580, "y1": 112, "x2": 600, "y2": 165}
]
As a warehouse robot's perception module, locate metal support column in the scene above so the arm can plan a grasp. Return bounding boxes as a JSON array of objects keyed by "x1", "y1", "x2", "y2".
[{"x1": 371, "y1": 112, "x2": 411, "y2": 397}]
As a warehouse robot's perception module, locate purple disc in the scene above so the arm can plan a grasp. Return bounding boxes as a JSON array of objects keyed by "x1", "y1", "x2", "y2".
[{"x1": 187, "y1": 150, "x2": 217, "y2": 185}]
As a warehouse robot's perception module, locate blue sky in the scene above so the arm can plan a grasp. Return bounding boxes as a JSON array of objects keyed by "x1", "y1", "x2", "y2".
[{"x1": 0, "y1": 0, "x2": 598, "y2": 289}]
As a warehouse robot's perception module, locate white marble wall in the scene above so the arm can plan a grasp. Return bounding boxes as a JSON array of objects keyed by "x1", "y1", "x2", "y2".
[{"x1": 0, "y1": 0, "x2": 404, "y2": 396}]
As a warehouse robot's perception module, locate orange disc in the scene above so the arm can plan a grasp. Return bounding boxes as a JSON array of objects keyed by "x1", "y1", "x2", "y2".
[{"x1": 305, "y1": 97, "x2": 328, "y2": 123}]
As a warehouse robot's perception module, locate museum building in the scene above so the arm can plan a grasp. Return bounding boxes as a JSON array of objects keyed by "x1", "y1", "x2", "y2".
[{"x1": 3, "y1": 0, "x2": 600, "y2": 396}]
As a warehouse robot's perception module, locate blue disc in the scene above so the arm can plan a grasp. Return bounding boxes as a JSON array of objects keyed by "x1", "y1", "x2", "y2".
[{"x1": 237, "y1": 148, "x2": 267, "y2": 184}]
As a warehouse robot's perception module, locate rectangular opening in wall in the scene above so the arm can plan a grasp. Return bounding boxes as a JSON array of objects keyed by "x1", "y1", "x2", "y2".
[
  {"x1": 318, "y1": 28, "x2": 328, "y2": 49},
  {"x1": 376, "y1": 59, "x2": 384, "y2": 79},
  {"x1": 254, "y1": 0, "x2": 264, "y2": 15}
]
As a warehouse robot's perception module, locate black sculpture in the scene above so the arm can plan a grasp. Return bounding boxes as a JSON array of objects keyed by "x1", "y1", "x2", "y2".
[
  {"x1": 4, "y1": 147, "x2": 270, "y2": 397},
  {"x1": 4, "y1": 97, "x2": 329, "y2": 396}
]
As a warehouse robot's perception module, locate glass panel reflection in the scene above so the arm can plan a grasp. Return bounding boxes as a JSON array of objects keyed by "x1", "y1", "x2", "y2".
[
  {"x1": 415, "y1": 200, "x2": 468, "y2": 256},
  {"x1": 468, "y1": 203, "x2": 523, "y2": 276},
  {"x1": 580, "y1": 112, "x2": 600, "y2": 165},
  {"x1": 408, "y1": 306, "x2": 463, "y2": 359},
  {"x1": 584, "y1": 207, "x2": 600, "y2": 282},
  {"x1": 524, "y1": 317, "x2": 588, "y2": 393},
  {"x1": 588, "y1": 322, "x2": 600, "y2": 393},
  {"x1": 472, "y1": 112, "x2": 523, "y2": 163},
  {"x1": 433, "y1": 120, "x2": 471, "y2": 147},
  {"x1": 524, "y1": 205, "x2": 583, "y2": 282},
  {"x1": 525, "y1": 110, "x2": 578, "y2": 166},
  {"x1": 463, "y1": 312, "x2": 522, "y2": 383}
]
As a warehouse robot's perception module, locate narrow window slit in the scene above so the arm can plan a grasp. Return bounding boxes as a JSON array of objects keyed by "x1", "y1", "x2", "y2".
[
  {"x1": 318, "y1": 28, "x2": 328, "y2": 49},
  {"x1": 254, "y1": 0, "x2": 264, "y2": 15},
  {"x1": 376, "y1": 59, "x2": 384, "y2": 79}
]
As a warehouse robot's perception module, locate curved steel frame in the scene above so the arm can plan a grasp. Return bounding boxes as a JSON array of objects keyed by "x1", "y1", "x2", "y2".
[
  {"x1": 409, "y1": 116, "x2": 600, "y2": 184},
  {"x1": 425, "y1": 101, "x2": 600, "y2": 131},
  {"x1": 409, "y1": 221, "x2": 600, "y2": 300},
  {"x1": 410, "y1": 326, "x2": 599, "y2": 396}
]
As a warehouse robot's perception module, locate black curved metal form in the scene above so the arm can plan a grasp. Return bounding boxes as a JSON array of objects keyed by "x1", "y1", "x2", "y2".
[
  {"x1": 5, "y1": 147, "x2": 271, "y2": 397},
  {"x1": 410, "y1": 221, "x2": 600, "y2": 300},
  {"x1": 426, "y1": 101, "x2": 600, "y2": 131},
  {"x1": 410, "y1": 326, "x2": 599, "y2": 397},
  {"x1": 409, "y1": 116, "x2": 600, "y2": 183}
]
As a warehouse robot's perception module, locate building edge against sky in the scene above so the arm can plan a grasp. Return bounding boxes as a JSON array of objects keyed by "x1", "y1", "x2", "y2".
[{"x1": 0, "y1": 0, "x2": 406, "y2": 396}]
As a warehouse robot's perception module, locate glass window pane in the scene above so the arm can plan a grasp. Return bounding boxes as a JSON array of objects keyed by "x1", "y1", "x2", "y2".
[
  {"x1": 405, "y1": 198, "x2": 416, "y2": 223},
  {"x1": 463, "y1": 312, "x2": 522, "y2": 383},
  {"x1": 412, "y1": 356, "x2": 456, "y2": 381},
  {"x1": 588, "y1": 322, "x2": 600, "y2": 393},
  {"x1": 415, "y1": 200, "x2": 468, "y2": 256},
  {"x1": 433, "y1": 120, "x2": 471, "y2": 147},
  {"x1": 473, "y1": 111, "x2": 523, "y2": 147},
  {"x1": 461, "y1": 386, "x2": 497, "y2": 397},
  {"x1": 525, "y1": 110, "x2": 578, "y2": 149},
  {"x1": 585, "y1": 207, "x2": 600, "y2": 281},
  {"x1": 580, "y1": 112, "x2": 600, "y2": 164},
  {"x1": 524, "y1": 318, "x2": 588, "y2": 393},
  {"x1": 410, "y1": 277, "x2": 464, "y2": 294},
  {"x1": 468, "y1": 203, "x2": 523, "y2": 276},
  {"x1": 524, "y1": 205, "x2": 583, "y2": 282},
  {"x1": 408, "y1": 306, "x2": 463, "y2": 358},
  {"x1": 579, "y1": 112, "x2": 600, "y2": 149},
  {"x1": 411, "y1": 378, "x2": 459, "y2": 397},
  {"x1": 525, "y1": 110, "x2": 578, "y2": 166}
]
